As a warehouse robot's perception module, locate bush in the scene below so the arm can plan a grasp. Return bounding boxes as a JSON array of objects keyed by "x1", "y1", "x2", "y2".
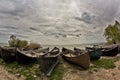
[
  {"x1": 8, "y1": 35, "x2": 28, "y2": 47},
  {"x1": 104, "y1": 20, "x2": 120, "y2": 44}
]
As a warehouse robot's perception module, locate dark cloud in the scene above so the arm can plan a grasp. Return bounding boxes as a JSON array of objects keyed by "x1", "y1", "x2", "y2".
[
  {"x1": 92, "y1": 0, "x2": 120, "y2": 25},
  {"x1": 74, "y1": 12, "x2": 96, "y2": 24},
  {"x1": 0, "y1": 0, "x2": 120, "y2": 44},
  {"x1": 0, "y1": 0, "x2": 35, "y2": 17},
  {"x1": 0, "y1": 0, "x2": 120, "y2": 28},
  {"x1": 0, "y1": 10, "x2": 24, "y2": 16},
  {"x1": 0, "y1": 0, "x2": 120, "y2": 23},
  {"x1": 74, "y1": 0, "x2": 120, "y2": 26}
]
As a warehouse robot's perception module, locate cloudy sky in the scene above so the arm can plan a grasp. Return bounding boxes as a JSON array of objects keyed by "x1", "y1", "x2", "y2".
[{"x1": 0, "y1": 0, "x2": 120, "y2": 44}]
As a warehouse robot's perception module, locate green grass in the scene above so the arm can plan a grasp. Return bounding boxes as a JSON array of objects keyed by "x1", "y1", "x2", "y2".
[
  {"x1": 0, "y1": 59, "x2": 39, "y2": 80},
  {"x1": 89, "y1": 56, "x2": 120, "y2": 71},
  {"x1": 0, "y1": 56, "x2": 120, "y2": 80},
  {"x1": 49, "y1": 61, "x2": 65, "y2": 80},
  {"x1": 0, "y1": 58, "x2": 65, "y2": 80}
]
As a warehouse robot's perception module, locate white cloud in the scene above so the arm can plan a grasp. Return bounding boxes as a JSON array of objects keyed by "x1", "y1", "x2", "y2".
[{"x1": 0, "y1": 0, "x2": 120, "y2": 44}]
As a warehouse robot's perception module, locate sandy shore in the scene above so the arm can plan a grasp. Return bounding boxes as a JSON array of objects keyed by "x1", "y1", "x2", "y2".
[
  {"x1": 0, "y1": 66, "x2": 25, "y2": 80},
  {"x1": 0, "y1": 55, "x2": 120, "y2": 80},
  {"x1": 62, "y1": 61, "x2": 120, "y2": 80},
  {"x1": 63, "y1": 54, "x2": 120, "y2": 80},
  {"x1": 0, "y1": 43, "x2": 120, "y2": 80}
]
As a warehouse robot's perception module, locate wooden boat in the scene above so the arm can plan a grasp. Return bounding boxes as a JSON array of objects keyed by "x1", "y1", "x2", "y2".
[
  {"x1": 85, "y1": 44, "x2": 104, "y2": 50},
  {"x1": 37, "y1": 47, "x2": 60, "y2": 76},
  {"x1": 85, "y1": 47, "x2": 102, "y2": 60},
  {"x1": 85, "y1": 47, "x2": 94, "y2": 50},
  {"x1": 85, "y1": 47, "x2": 104, "y2": 50},
  {"x1": 102, "y1": 46, "x2": 118, "y2": 56},
  {"x1": 16, "y1": 47, "x2": 49, "y2": 64},
  {"x1": 87, "y1": 49, "x2": 102, "y2": 60},
  {"x1": 61, "y1": 47, "x2": 90, "y2": 69},
  {"x1": 88, "y1": 49, "x2": 102, "y2": 60},
  {"x1": 74, "y1": 47, "x2": 85, "y2": 53},
  {"x1": 118, "y1": 44, "x2": 120, "y2": 53},
  {"x1": 0, "y1": 46, "x2": 16, "y2": 63},
  {"x1": 0, "y1": 47, "x2": 1, "y2": 58}
]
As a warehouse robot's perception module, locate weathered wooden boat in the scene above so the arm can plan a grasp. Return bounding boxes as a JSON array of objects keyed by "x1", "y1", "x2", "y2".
[
  {"x1": 85, "y1": 47, "x2": 94, "y2": 50},
  {"x1": 85, "y1": 44, "x2": 103, "y2": 50},
  {"x1": 37, "y1": 47, "x2": 60, "y2": 76},
  {"x1": 87, "y1": 49, "x2": 102, "y2": 60},
  {"x1": 74, "y1": 47, "x2": 85, "y2": 53},
  {"x1": 75, "y1": 47, "x2": 102, "y2": 60},
  {"x1": 85, "y1": 46, "x2": 102, "y2": 50},
  {"x1": 102, "y1": 46, "x2": 118, "y2": 56},
  {"x1": 118, "y1": 45, "x2": 120, "y2": 53},
  {"x1": 0, "y1": 46, "x2": 16, "y2": 63},
  {"x1": 85, "y1": 47, "x2": 102, "y2": 60},
  {"x1": 0, "y1": 47, "x2": 1, "y2": 58},
  {"x1": 61, "y1": 47, "x2": 90, "y2": 69},
  {"x1": 16, "y1": 47, "x2": 49, "y2": 64},
  {"x1": 88, "y1": 49, "x2": 102, "y2": 60}
]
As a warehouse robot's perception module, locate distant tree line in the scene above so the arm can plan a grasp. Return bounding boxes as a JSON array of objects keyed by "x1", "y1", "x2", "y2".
[{"x1": 104, "y1": 20, "x2": 120, "y2": 44}]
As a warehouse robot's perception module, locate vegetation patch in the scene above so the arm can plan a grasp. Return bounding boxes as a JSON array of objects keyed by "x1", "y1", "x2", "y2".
[
  {"x1": 89, "y1": 56, "x2": 120, "y2": 71},
  {"x1": 104, "y1": 20, "x2": 120, "y2": 44},
  {"x1": 0, "y1": 59, "x2": 39, "y2": 80},
  {"x1": 0, "y1": 58, "x2": 65, "y2": 80},
  {"x1": 49, "y1": 61, "x2": 65, "y2": 80}
]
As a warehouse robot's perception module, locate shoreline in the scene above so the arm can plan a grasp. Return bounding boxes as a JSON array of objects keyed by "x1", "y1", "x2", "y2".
[
  {"x1": 0, "y1": 42, "x2": 107, "y2": 50},
  {"x1": 0, "y1": 42, "x2": 120, "y2": 80}
]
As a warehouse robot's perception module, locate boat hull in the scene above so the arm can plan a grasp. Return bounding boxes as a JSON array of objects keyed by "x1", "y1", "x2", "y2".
[
  {"x1": 88, "y1": 49, "x2": 102, "y2": 60},
  {"x1": 62, "y1": 52, "x2": 90, "y2": 69},
  {"x1": 16, "y1": 49, "x2": 36, "y2": 64},
  {"x1": 1, "y1": 47, "x2": 16, "y2": 63},
  {"x1": 38, "y1": 56, "x2": 59, "y2": 76},
  {"x1": 0, "y1": 47, "x2": 1, "y2": 58},
  {"x1": 102, "y1": 46, "x2": 118, "y2": 56},
  {"x1": 37, "y1": 47, "x2": 60, "y2": 76}
]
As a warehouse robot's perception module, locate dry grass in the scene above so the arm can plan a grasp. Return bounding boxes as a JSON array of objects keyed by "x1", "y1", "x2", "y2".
[{"x1": 25, "y1": 43, "x2": 42, "y2": 50}]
